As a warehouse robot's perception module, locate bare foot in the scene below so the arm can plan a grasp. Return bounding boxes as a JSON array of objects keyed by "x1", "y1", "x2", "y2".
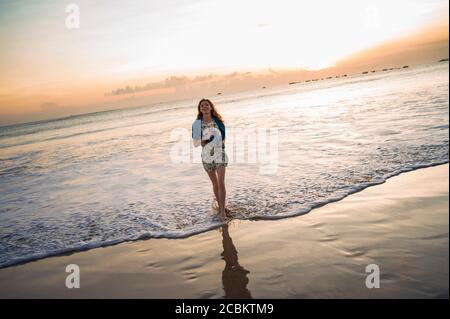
[{"x1": 225, "y1": 207, "x2": 232, "y2": 216}]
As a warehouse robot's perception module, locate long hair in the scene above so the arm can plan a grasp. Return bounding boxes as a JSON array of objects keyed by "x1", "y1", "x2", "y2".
[{"x1": 197, "y1": 99, "x2": 224, "y2": 124}]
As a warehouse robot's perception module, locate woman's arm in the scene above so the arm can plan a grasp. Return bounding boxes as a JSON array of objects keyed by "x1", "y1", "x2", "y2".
[{"x1": 192, "y1": 119, "x2": 202, "y2": 147}]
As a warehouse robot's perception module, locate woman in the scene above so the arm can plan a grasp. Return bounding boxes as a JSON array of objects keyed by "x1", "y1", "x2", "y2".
[{"x1": 192, "y1": 99, "x2": 229, "y2": 220}]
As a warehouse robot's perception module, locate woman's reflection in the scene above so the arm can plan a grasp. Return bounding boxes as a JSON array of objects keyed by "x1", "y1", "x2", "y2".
[{"x1": 220, "y1": 223, "x2": 252, "y2": 299}]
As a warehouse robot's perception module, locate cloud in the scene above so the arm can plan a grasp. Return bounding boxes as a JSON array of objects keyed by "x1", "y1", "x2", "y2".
[
  {"x1": 105, "y1": 75, "x2": 192, "y2": 96},
  {"x1": 104, "y1": 70, "x2": 289, "y2": 98}
]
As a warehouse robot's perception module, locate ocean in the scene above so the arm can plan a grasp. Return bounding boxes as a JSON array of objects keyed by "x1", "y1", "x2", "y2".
[{"x1": 0, "y1": 62, "x2": 448, "y2": 268}]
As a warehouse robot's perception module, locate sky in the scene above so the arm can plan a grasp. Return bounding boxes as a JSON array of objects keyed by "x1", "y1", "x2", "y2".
[{"x1": 0, "y1": 0, "x2": 448, "y2": 125}]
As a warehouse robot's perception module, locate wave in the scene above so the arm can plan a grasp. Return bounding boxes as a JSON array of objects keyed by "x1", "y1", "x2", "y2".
[{"x1": 0, "y1": 161, "x2": 447, "y2": 269}]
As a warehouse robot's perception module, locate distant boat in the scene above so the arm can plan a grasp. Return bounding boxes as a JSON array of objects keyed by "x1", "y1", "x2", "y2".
[
  {"x1": 262, "y1": 86, "x2": 266, "y2": 89},
  {"x1": 362, "y1": 71, "x2": 369, "y2": 74},
  {"x1": 439, "y1": 58, "x2": 449, "y2": 62},
  {"x1": 402, "y1": 65, "x2": 409, "y2": 68},
  {"x1": 217, "y1": 92, "x2": 222, "y2": 95}
]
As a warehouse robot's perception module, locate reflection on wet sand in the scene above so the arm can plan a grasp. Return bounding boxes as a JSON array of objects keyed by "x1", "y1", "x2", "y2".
[{"x1": 220, "y1": 224, "x2": 252, "y2": 299}]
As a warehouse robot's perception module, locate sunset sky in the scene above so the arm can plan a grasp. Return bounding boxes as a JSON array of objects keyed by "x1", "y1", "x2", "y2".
[{"x1": 0, "y1": 0, "x2": 448, "y2": 125}]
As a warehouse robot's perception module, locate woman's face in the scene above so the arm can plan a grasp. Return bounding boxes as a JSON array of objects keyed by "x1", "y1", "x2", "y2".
[{"x1": 199, "y1": 100, "x2": 212, "y2": 115}]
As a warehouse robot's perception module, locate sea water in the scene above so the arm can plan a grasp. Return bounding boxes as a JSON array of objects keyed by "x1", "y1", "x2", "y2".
[{"x1": 0, "y1": 62, "x2": 448, "y2": 268}]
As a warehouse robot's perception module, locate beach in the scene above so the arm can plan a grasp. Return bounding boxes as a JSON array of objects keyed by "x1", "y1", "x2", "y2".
[
  {"x1": 0, "y1": 163, "x2": 448, "y2": 298},
  {"x1": 0, "y1": 62, "x2": 448, "y2": 269}
]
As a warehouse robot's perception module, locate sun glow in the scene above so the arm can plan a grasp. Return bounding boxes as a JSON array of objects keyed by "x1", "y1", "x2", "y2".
[{"x1": 0, "y1": 0, "x2": 447, "y2": 124}]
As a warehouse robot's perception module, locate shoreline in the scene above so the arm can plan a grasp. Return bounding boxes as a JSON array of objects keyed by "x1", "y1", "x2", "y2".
[
  {"x1": 0, "y1": 163, "x2": 448, "y2": 298},
  {"x1": 1, "y1": 161, "x2": 448, "y2": 270}
]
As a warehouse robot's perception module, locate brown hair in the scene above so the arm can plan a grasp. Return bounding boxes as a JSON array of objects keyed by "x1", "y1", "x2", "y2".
[{"x1": 197, "y1": 99, "x2": 224, "y2": 124}]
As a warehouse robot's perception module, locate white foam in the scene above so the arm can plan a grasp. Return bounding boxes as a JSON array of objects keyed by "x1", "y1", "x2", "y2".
[{"x1": 0, "y1": 62, "x2": 448, "y2": 268}]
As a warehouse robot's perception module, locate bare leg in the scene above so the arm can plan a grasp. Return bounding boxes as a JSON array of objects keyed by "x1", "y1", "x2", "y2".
[
  {"x1": 206, "y1": 169, "x2": 219, "y2": 204},
  {"x1": 217, "y1": 166, "x2": 227, "y2": 218}
]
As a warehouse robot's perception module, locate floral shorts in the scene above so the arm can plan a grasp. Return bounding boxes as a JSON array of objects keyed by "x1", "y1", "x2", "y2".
[{"x1": 201, "y1": 144, "x2": 229, "y2": 172}]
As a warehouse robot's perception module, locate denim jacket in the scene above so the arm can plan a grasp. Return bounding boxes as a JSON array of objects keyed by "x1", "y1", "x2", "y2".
[{"x1": 192, "y1": 115, "x2": 226, "y2": 142}]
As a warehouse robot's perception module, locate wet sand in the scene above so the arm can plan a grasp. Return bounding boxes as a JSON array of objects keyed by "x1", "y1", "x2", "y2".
[{"x1": 0, "y1": 164, "x2": 448, "y2": 298}]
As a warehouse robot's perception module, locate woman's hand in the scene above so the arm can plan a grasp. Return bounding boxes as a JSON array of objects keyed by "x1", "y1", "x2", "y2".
[{"x1": 201, "y1": 135, "x2": 215, "y2": 147}]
